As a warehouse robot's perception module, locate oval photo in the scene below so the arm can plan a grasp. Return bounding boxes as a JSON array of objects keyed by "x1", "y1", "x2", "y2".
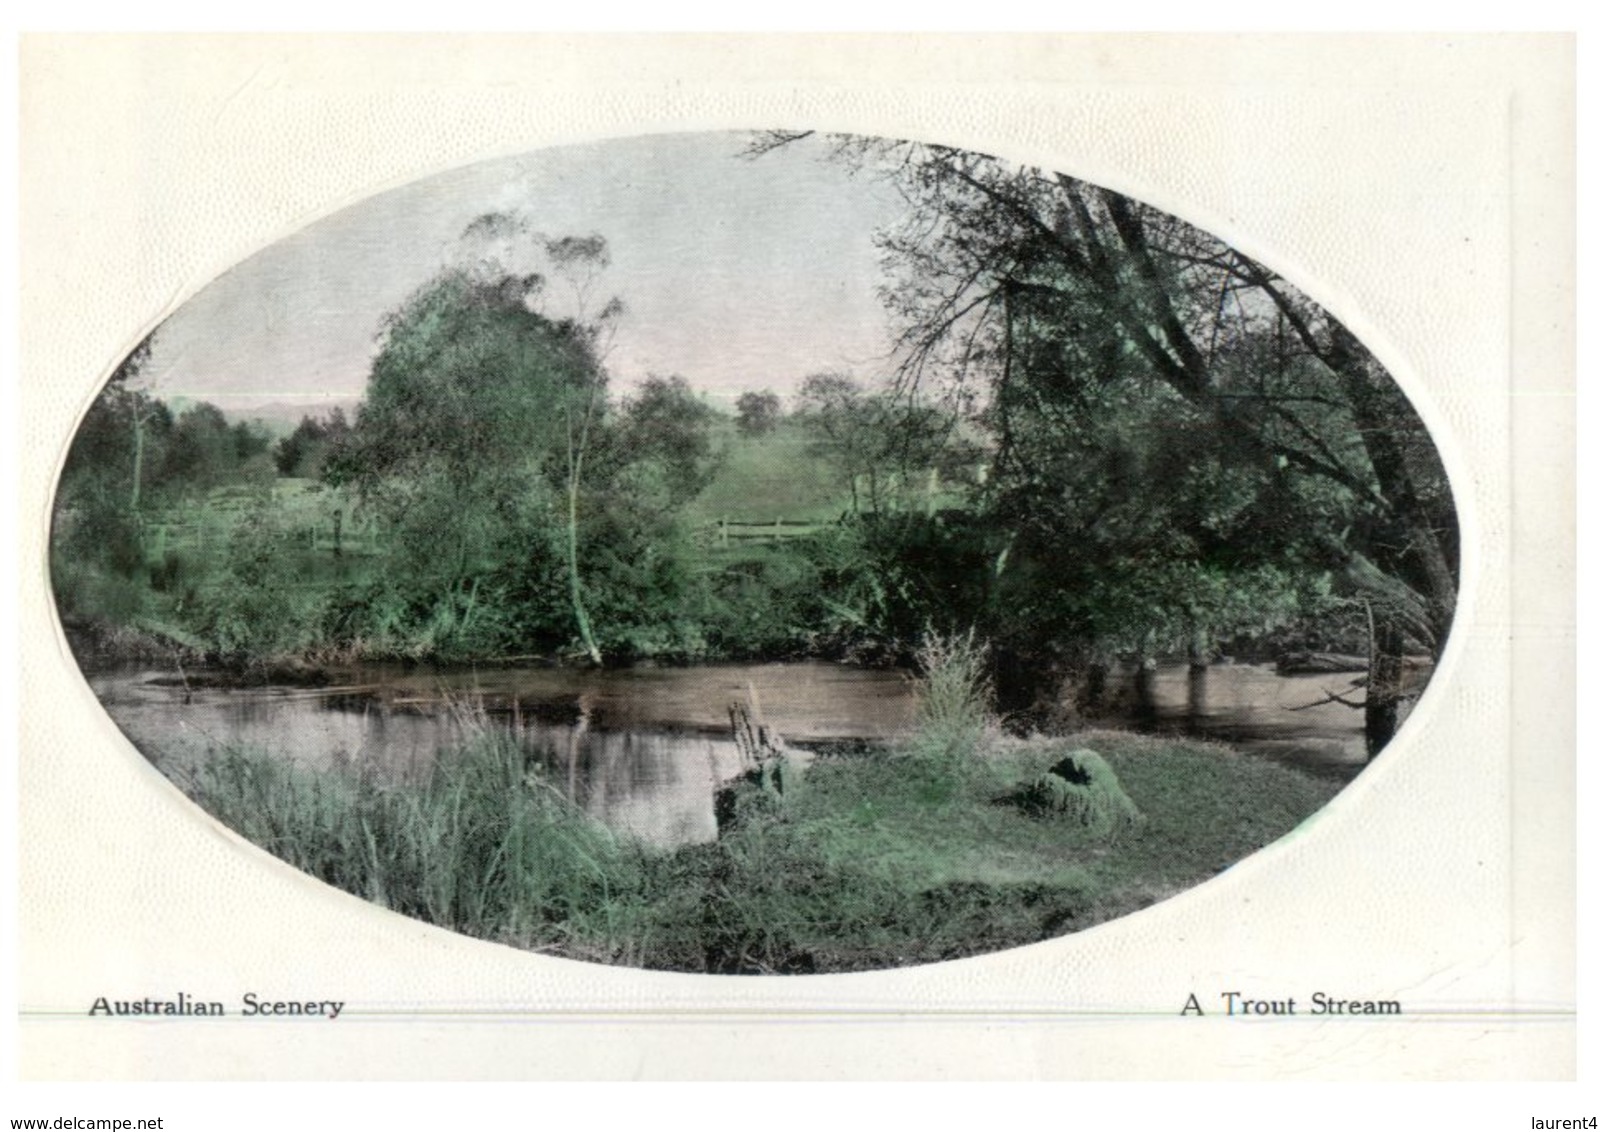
[{"x1": 51, "y1": 131, "x2": 1459, "y2": 974}]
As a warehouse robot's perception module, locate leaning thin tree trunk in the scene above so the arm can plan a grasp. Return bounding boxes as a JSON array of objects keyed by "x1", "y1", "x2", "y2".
[
  {"x1": 130, "y1": 411, "x2": 145, "y2": 512},
  {"x1": 1364, "y1": 607, "x2": 1404, "y2": 759},
  {"x1": 565, "y1": 401, "x2": 603, "y2": 666},
  {"x1": 566, "y1": 478, "x2": 602, "y2": 664}
]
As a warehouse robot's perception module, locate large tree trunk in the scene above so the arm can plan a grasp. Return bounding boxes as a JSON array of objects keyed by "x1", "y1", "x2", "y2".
[
  {"x1": 1075, "y1": 182, "x2": 1459, "y2": 664},
  {"x1": 1133, "y1": 656, "x2": 1158, "y2": 726},
  {"x1": 1365, "y1": 613, "x2": 1404, "y2": 760},
  {"x1": 1187, "y1": 629, "x2": 1211, "y2": 721},
  {"x1": 1323, "y1": 317, "x2": 1459, "y2": 654}
]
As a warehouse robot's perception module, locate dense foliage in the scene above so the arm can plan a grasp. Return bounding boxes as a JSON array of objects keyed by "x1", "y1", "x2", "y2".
[
  {"x1": 52, "y1": 140, "x2": 1457, "y2": 752},
  {"x1": 749, "y1": 131, "x2": 1458, "y2": 749}
]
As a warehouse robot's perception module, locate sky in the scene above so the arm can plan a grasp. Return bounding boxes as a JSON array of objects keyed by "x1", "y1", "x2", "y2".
[{"x1": 140, "y1": 131, "x2": 911, "y2": 413}]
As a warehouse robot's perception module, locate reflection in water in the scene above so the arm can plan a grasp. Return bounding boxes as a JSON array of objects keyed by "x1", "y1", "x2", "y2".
[
  {"x1": 89, "y1": 661, "x2": 910, "y2": 849},
  {"x1": 537, "y1": 728, "x2": 748, "y2": 847},
  {"x1": 97, "y1": 677, "x2": 753, "y2": 848},
  {"x1": 87, "y1": 660, "x2": 1376, "y2": 845},
  {"x1": 1146, "y1": 662, "x2": 1376, "y2": 782}
]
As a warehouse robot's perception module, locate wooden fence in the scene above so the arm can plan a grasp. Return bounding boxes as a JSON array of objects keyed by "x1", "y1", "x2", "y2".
[{"x1": 703, "y1": 518, "x2": 827, "y2": 547}]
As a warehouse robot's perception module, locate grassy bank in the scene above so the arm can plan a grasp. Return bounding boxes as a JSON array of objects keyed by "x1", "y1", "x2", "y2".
[{"x1": 166, "y1": 721, "x2": 1342, "y2": 974}]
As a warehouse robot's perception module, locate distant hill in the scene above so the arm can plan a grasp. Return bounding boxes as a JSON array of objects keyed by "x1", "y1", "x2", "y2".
[{"x1": 205, "y1": 398, "x2": 362, "y2": 437}]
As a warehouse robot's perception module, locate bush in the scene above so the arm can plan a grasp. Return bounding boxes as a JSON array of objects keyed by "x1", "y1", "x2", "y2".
[
  {"x1": 200, "y1": 505, "x2": 324, "y2": 657},
  {"x1": 1015, "y1": 748, "x2": 1143, "y2": 839},
  {"x1": 701, "y1": 550, "x2": 825, "y2": 657},
  {"x1": 51, "y1": 557, "x2": 149, "y2": 624}
]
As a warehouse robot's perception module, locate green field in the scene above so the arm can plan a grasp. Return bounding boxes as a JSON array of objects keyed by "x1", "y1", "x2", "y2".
[
  {"x1": 148, "y1": 422, "x2": 853, "y2": 584},
  {"x1": 689, "y1": 421, "x2": 849, "y2": 527}
]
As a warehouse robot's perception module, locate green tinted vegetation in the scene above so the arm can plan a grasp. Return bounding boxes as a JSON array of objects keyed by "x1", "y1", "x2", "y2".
[
  {"x1": 51, "y1": 345, "x2": 1014, "y2": 671},
  {"x1": 168, "y1": 689, "x2": 1339, "y2": 974},
  {"x1": 48, "y1": 136, "x2": 1469, "y2": 973},
  {"x1": 49, "y1": 138, "x2": 1460, "y2": 970},
  {"x1": 55, "y1": 161, "x2": 1453, "y2": 747},
  {"x1": 55, "y1": 214, "x2": 1449, "y2": 755}
]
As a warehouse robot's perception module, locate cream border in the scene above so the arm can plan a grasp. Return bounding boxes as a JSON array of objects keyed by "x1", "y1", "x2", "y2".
[{"x1": 15, "y1": 33, "x2": 1576, "y2": 1080}]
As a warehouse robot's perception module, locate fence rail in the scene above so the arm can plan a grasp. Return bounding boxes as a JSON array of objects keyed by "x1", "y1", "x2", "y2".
[{"x1": 703, "y1": 518, "x2": 828, "y2": 546}]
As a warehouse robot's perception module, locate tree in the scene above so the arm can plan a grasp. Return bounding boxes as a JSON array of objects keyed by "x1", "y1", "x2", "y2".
[
  {"x1": 754, "y1": 132, "x2": 1457, "y2": 755},
  {"x1": 116, "y1": 336, "x2": 162, "y2": 511},
  {"x1": 735, "y1": 389, "x2": 782, "y2": 436},
  {"x1": 58, "y1": 333, "x2": 171, "y2": 512},
  {"x1": 52, "y1": 336, "x2": 174, "y2": 594},
  {"x1": 162, "y1": 403, "x2": 237, "y2": 489},
  {"x1": 794, "y1": 372, "x2": 954, "y2": 515},
  {"x1": 62, "y1": 340, "x2": 169, "y2": 494},
  {"x1": 459, "y1": 215, "x2": 627, "y2": 666},
  {"x1": 614, "y1": 375, "x2": 724, "y2": 508},
  {"x1": 328, "y1": 213, "x2": 644, "y2": 663},
  {"x1": 275, "y1": 408, "x2": 350, "y2": 478},
  {"x1": 327, "y1": 267, "x2": 609, "y2": 659}
]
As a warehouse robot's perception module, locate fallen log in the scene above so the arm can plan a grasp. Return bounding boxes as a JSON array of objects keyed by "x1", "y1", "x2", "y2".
[{"x1": 728, "y1": 681, "x2": 787, "y2": 769}]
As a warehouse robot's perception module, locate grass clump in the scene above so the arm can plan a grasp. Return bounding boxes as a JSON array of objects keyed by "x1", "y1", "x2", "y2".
[
  {"x1": 175, "y1": 737, "x2": 646, "y2": 957},
  {"x1": 910, "y1": 627, "x2": 994, "y2": 763},
  {"x1": 1013, "y1": 748, "x2": 1144, "y2": 839}
]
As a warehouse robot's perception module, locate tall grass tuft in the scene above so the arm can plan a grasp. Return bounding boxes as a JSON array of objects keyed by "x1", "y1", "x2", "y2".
[
  {"x1": 163, "y1": 707, "x2": 1337, "y2": 974},
  {"x1": 911, "y1": 627, "x2": 995, "y2": 764},
  {"x1": 174, "y1": 735, "x2": 644, "y2": 956}
]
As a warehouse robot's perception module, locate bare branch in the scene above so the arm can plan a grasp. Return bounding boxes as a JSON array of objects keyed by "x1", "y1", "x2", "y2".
[
  {"x1": 1287, "y1": 688, "x2": 1368, "y2": 711},
  {"x1": 739, "y1": 130, "x2": 817, "y2": 158}
]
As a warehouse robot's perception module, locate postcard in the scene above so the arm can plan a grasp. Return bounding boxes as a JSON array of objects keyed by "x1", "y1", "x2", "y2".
[{"x1": 14, "y1": 33, "x2": 1576, "y2": 1081}]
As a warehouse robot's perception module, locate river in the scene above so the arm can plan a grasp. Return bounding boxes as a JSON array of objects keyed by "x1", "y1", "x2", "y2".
[{"x1": 84, "y1": 659, "x2": 1372, "y2": 848}]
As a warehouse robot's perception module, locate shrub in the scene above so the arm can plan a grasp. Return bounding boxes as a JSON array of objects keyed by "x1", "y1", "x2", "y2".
[
  {"x1": 1015, "y1": 748, "x2": 1143, "y2": 839},
  {"x1": 199, "y1": 503, "x2": 325, "y2": 657}
]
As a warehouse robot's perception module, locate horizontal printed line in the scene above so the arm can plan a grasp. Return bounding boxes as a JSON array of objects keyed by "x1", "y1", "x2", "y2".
[{"x1": 18, "y1": 1007, "x2": 1577, "y2": 1022}]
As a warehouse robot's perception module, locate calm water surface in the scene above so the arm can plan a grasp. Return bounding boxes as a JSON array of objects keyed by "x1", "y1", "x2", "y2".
[{"x1": 88, "y1": 660, "x2": 1370, "y2": 848}]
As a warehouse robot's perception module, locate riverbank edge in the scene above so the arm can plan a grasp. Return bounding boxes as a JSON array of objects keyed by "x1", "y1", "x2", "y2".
[
  {"x1": 160, "y1": 722, "x2": 1346, "y2": 975},
  {"x1": 58, "y1": 609, "x2": 926, "y2": 689}
]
